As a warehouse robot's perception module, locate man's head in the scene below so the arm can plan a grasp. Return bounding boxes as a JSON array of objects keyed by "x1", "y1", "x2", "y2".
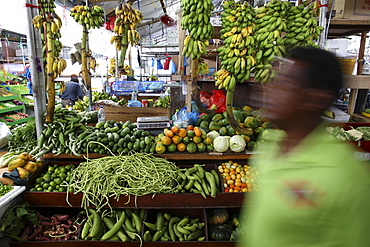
[
  {"x1": 70, "y1": 74, "x2": 78, "y2": 82},
  {"x1": 265, "y1": 47, "x2": 343, "y2": 129}
]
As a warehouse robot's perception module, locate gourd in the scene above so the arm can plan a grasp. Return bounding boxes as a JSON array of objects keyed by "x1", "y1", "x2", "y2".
[
  {"x1": 209, "y1": 224, "x2": 233, "y2": 241},
  {"x1": 208, "y1": 209, "x2": 229, "y2": 225}
]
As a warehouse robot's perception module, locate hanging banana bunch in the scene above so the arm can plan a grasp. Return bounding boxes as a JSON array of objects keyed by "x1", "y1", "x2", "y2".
[
  {"x1": 70, "y1": 5, "x2": 105, "y2": 30},
  {"x1": 251, "y1": 0, "x2": 290, "y2": 84},
  {"x1": 283, "y1": 1, "x2": 324, "y2": 50},
  {"x1": 214, "y1": 1, "x2": 255, "y2": 90},
  {"x1": 197, "y1": 59, "x2": 210, "y2": 76},
  {"x1": 32, "y1": 0, "x2": 66, "y2": 122},
  {"x1": 86, "y1": 55, "x2": 97, "y2": 72},
  {"x1": 181, "y1": 0, "x2": 214, "y2": 59},
  {"x1": 32, "y1": 8, "x2": 66, "y2": 77},
  {"x1": 111, "y1": 3, "x2": 143, "y2": 67},
  {"x1": 108, "y1": 58, "x2": 116, "y2": 76}
]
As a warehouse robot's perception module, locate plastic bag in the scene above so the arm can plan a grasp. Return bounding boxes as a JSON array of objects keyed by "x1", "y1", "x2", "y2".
[
  {"x1": 174, "y1": 107, "x2": 189, "y2": 128},
  {"x1": 127, "y1": 100, "x2": 142, "y2": 107},
  {"x1": 0, "y1": 123, "x2": 11, "y2": 149},
  {"x1": 209, "y1": 90, "x2": 226, "y2": 113},
  {"x1": 188, "y1": 111, "x2": 200, "y2": 126}
]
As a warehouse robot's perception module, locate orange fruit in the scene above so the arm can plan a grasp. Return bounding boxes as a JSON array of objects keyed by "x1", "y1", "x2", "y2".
[
  {"x1": 178, "y1": 128, "x2": 187, "y2": 138},
  {"x1": 165, "y1": 129, "x2": 174, "y2": 138},
  {"x1": 193, "y1": 136, "x2": 202, "y2": 144},
  {"x1": 187, "y1": 125, "x2": 194, "y2": 131},
  {"x1": 171, "y1": 126, "x2": 179, "y2": 134},
  {"x1": 155, "y1": 142, "x2": 166, "y2": 154},
  {"x1": 172, "y1": 135, "x2": 182, "y2": 145},
  {"x1": 161, "y1": 136, "x2": 172, "y2": 145},
  {"x1": 193, "y1": 127, "x2": 202, "y2": 137},
  {"x1": 177, "y1": 143, "x2": 186, "y2": 152}
]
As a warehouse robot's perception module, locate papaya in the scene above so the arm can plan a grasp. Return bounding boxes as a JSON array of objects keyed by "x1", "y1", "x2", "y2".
[
  {"x1": 177, "y1": 143, "x2": 186, "y2": 152},
  {"x1": 166, "y1": 143, "x2": 177, "y2": 153},
  {"x1": 242, "y1": 105, "x2": 253, "y2": 112},
  {"x1": 209, "y1": 122, "x2": 222, "y2": 131},
  {"x1": 16, "y1": 167, "x2": 30, "y2": 180},
  {"x1": 212, "y1": 114, "x2": 223, "y2": 122},
  {"x1": 200, "y1": 128, "x2": 207, "y2": 139},
  {"x1": 186, "y1": 142, "x2": 197, "y2": 153},
  {"x1": 247, "y1": 141, "x2": 257, "y2": 151},
  {"x1": 254, "y1": 127, "x2": 264, "y2": 136},
  {"x1": 35, "y1": 160, "x2": 43, "y2": 168},
  {"x1": 233, "y1": 110, "x2": 243, "y2": 123},
  {"x1": 199, "y1": 120, "x2": 209, "y2": 129},
  {"x1": 241, "y1": 134, "x2": 251, "y2": 143},
  {"x1": 244, "y1": 117, "x2": 259, "y2": 129},
  {"x1": 262, "y1": 122, "x2": 274, "y2": 129},
  {"x1": 8, "y1": 159, "x2": 27, "y2": 172},
  {"x1": 219, "y1": 126, "x2": 229, "y2": 136},
  {"x1": 197, "y1": 142, "x2": 207, "y2": 152},
  {"x1": 226, "y1": 125, "x2": 237, "y2": 136},
  {"x1": 18, "y1": 152, "x2": 29, "y2": 161},
  {"x1": 193, "y1": 127, "x2": 202, "y2": 137},
  {"x1": 155, "y1": 142, "x2": 166, "y2": 154},
  {"x1": 220, "y1": 118, "x2": 229, "y2": 126},
  {"x1": 23, "y1": 161, "x2": 38, "y2": 173}
]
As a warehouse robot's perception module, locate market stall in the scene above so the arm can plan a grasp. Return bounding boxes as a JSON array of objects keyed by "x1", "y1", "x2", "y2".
[{"x1": 0, "y1": 0, "x2": 369, "y2": 246}]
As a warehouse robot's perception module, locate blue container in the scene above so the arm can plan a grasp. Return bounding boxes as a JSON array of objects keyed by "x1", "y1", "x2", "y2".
[
  {"x1": 138, "y1": 81, "x2": 165, "y2": 92},
  {"x1": 112, "y1": 81, "x2": 140, "y2": 93}
]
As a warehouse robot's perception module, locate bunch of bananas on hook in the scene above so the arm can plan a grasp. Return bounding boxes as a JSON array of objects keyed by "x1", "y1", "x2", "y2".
[
  {"x1": 70, "y1": 5, "x2": 105, "y2": 29},
  {"x1": 111, "y1": 2, "x2": 143, "y2": 50}
]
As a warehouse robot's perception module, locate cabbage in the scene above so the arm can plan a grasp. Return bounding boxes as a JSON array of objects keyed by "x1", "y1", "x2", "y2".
[
  {"x1": 207, "y1": 130, "x2": 220, "y2": 142},
  {"x1": 229, "y1": 135, "x2": 246, "y2": 152},
  {"x1": 213, "y1": 136, "x2": 230, "y2": 153}
]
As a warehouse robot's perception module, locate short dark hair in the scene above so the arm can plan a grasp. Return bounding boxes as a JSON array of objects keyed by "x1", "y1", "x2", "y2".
[{"x1": 287, "y1": 47, "x2": 343, "y2": 93}]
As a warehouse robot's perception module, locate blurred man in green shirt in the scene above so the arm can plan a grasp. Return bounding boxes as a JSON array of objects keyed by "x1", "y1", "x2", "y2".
[{"x1": 238, "y1": 47, "x2": 370, "y2": 247}]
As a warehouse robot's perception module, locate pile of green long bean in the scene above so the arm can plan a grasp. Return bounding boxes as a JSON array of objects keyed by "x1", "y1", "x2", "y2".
[
  {"x1": 0, "y1": 184, "x2": 13, "y2": 197},
  {"x1": 64, "y1": 152, "x2": 179, "y2": 211}
]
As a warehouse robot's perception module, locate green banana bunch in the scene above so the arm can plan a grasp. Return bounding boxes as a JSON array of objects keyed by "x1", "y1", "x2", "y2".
[
  {"x1": 181, "y1": 0, "x2": 214, "y2": 59},
  {"x1": 70, "y1": 5, "x2": 105, "y2": 30},
  {"x1": 215, "y1": 1, "x2": 255, "y2": 90},
  {"x1": 284, "y1": 2, "x2": 324, "y2": 50},
  {"x1": 252, "y1": 0, "x2": 291, "y2": 84}
]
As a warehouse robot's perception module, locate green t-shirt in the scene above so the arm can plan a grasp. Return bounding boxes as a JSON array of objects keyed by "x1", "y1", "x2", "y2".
[{"x1": 238, "y1": 124, "x2": 370, "y2": 247}]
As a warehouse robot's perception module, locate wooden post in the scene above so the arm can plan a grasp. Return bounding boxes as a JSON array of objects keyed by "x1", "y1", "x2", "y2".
[
  {"x1": 348, "y1": 31, "x2": 368, "y2": 115},
  {"x1": 177, "y1": 11, "x2": 186, "y2": 75},
  {"x1": 45, "y1": 22, "x2": 56, "y2": 122}
]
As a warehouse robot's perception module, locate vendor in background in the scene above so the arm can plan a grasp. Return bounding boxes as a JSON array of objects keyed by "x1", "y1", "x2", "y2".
[
  {"x1": 60, "y1": 74, "x2": 83, "y2": 107},
  {"x1": 118, "y1": 67, "x2": 136, "y2": 81}
]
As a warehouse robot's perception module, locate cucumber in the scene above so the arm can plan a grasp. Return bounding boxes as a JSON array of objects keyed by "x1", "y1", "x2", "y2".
[
  {"x1": 113, "y1": 133, "x2": 120, "y2": 142},
  {"x1": 133, "y1": 139, "x2": 140, "y2": 151},
  {"x1": 118, "y1": 138, "x2": 125, "y2": 147}
]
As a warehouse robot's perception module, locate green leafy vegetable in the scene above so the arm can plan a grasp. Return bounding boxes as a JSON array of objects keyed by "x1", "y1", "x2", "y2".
[{"x1": 8, "y1": 119, "x2": 37, "y2": 153}]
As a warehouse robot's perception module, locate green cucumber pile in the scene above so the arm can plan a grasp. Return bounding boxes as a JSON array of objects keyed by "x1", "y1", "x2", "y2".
[
  {"x1": 81, "y1": 208, "x2": 145, "y2": 241},
  {"x1": 143, "y1": 211, "x2": 205, "y2": 242}
]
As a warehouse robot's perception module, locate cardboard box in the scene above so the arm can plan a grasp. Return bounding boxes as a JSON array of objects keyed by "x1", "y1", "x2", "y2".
[{"x1": 331, "y1": 0, "x2": 370, "y2": 19}]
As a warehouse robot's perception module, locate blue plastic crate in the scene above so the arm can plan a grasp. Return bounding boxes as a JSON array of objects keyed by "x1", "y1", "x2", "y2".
[
  {"x1": 112, "y1": 81, "x2": 140, "y2": 92},
  {"x1": 138, "y1": 81, "x2": 165, "y2": 92}
]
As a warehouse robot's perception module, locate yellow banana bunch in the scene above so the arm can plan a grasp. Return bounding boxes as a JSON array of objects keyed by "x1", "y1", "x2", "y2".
[
  {"x1": 70, "y1": 5, "x2": 105, "y2": 29},
  {"x1": 88, "y1": 56, "x2": 97, "y2": 72},
  {"x1": 49, "y1": 57, "x2": 67, "y2": 78},
  {"x1": 181, "y1": 0, "x2": 214, "y2": 59},
  {"x1": 112, "y1": 2, "x2": 143, "y2": 48}
]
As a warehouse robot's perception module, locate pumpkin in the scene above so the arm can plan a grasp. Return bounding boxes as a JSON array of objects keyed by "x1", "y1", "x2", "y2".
[
  {"x1": 208, "y1": 209, "x2": 229, "y2": 225},
  {"x1": 209, "y1": 224, "x2": 233, "y2": 241}
]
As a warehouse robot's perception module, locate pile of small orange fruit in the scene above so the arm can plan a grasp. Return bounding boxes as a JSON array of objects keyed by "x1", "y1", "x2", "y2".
[
  {"x1": 155, "y1": 125, "x2": 214, "y2": 154},
  {"x1": 218, "y1": 161, "x2": 259, "y2": 193}
]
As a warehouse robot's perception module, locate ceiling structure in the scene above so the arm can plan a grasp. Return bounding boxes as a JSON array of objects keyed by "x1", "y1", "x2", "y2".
[{"x1": 54, "y1": 0, "x2": 224, "y2": 47}]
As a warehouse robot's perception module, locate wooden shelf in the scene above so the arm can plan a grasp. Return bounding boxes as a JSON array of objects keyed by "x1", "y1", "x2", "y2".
[
  {"x1": 328, "y1": 19, "x2": 370, "y2": 38},
  {"x1": 22, "y1": 191, "x2": 245, "y2": 209},
  {"x1": 343, "y1": 75, "x2": 370, "y2": 89},
  {"x1": 42, "y1": 152, "x2": 251, "y2": 161},
  {"x1": 10, "y1": 241, "x2": 235, "y2": 247}
]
